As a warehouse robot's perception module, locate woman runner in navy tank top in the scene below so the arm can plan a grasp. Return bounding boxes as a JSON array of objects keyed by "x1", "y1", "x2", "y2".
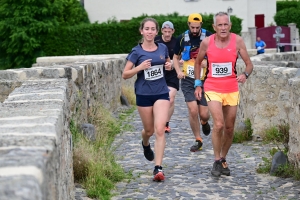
[{"x1": 122, "y1": 17, "x2": 172, "y2": 182}]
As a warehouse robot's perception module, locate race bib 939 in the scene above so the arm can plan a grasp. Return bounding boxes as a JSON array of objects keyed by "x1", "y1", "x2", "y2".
[{"x1": 211, "y1": 62, "x2": 232, "y2": 77}]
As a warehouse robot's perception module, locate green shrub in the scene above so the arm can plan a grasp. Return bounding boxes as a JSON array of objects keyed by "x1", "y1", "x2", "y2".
[
  {"x1": 125, "y1": 12, "x2": 242, "y2": 37},
  {"x1": 0, "y1": 0, "x2": 89, "y2": 69},
  {"x1": 42, "y1": 12, "x2": 243, "y2": 57},
  {"x1": 277, "y1": 0, "x2": 300, "y2": 12},
  {"x1": 274, "y1": 7, "x2": 300, "y2": 27},
  {"x1": 0, "y1": 6, "x2": 243, "y2": 69}
]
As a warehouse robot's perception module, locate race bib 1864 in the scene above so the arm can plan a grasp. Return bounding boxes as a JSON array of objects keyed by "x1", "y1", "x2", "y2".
[
  {"x1": 211, "y1": 62, "x2": 232, "y2": 78},
  {"x1": 144, "y1": 64, "x2": 164, "y2": 80}
]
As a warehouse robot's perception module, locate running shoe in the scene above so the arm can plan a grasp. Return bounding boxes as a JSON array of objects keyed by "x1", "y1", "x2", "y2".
[
  {"x1": 165, "y1": 126, "x2": 171, "y2": 133},
  {"x1": 153, "y1": 167, "x2": 165, "y2": 182},
  {"x1": 221, "y1": 158, "x2": 231, "y2": 176},
  {"x1": 211, "y1": 160, "x2": 223, "y2": 177},
  {"x1": 190, "y1": 139, "x2": 203, "y2": 152},
  {"x1": 202, "y1": 122, "x2": 211, "y2": 136},
  {"x1": 142, "y1": 141, "x2": 154, "y2": 161}
]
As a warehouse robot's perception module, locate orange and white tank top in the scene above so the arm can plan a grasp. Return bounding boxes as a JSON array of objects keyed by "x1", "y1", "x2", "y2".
[{"x1": 204, "y1": 33, "x2": 239, "y2": 93}]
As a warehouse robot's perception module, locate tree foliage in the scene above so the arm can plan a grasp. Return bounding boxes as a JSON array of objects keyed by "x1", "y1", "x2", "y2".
[
  {"x1": 0, "y1": 0, "x2": 89, "y2": 69},
  {"x1": 276, "y1": 0, "x2": 300, "y2": 12},
  {"x1": 274, "y1": 7, "x2": 300, "y2": 27}
]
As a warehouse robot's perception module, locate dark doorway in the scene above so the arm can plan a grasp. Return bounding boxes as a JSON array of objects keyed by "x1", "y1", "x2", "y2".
[{"x1": 255, "y1": 14, "x2": 265, "y2": 29}]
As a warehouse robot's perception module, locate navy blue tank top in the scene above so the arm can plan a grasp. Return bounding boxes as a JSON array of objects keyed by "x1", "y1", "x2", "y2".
[{"x1": 126, "y1": 43, "x2": 169, "y2": 95}]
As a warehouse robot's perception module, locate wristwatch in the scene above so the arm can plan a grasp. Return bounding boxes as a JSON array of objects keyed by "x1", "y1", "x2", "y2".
[{"x1": 243, "y1": 72, "x2": 249, "y2": 79}]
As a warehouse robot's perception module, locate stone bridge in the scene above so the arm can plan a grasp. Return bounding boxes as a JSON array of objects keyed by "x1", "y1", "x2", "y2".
[{"x1": 0, "y1": 49, "x2": 299, "y2": 199}]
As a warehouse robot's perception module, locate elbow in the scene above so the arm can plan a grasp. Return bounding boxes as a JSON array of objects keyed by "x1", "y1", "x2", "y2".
[
  {"x1": 122, "y1": 73, "x2": 130, "y2": 80},
  {"x1": 122, "y1": 72, "x2": 126, "y2": 79}
]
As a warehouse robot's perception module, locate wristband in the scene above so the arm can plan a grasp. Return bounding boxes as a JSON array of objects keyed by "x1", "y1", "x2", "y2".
[{"x1": 194, "y1": 79, "x2": 202, "y2": 88}]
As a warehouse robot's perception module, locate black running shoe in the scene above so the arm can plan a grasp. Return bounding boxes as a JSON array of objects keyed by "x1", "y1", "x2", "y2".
[
  {"x1": 142, "y1": 141, "x2": 154, "y2": 161},
  {"x1": 211, "y1": 160, "x2": 222, "y2": 177},
  {"x1": 221, "y1": 158, "x2": 231, "y2": 176},
  {"x1": 190, "y1": 139, "x2": 203, "y2": 152},
  {"x1": 202, "y1": 122, "x2": 211, "y2": 136},
  {"x1": 153, "y1": 167, "x2": 165, "y2": 182}
]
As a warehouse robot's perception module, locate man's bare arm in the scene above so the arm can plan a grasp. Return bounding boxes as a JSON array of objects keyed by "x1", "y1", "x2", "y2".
[
  {"x1": 173, "y1": 54, "x2": 181, "y2": 73},
  {"x1": 237, "y1": 35, "x2": 253, "y2": 76},
  {"x1": 194, "y1": 37, "x2": 209, "y2": 80}
]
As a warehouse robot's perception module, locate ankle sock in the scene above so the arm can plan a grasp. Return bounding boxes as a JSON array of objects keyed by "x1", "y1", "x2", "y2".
[{"x1": 166, "y1": 122, "x2": 169, "y2": 127}]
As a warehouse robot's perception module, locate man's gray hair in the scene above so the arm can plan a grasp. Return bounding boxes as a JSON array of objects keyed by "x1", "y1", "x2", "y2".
[{"x1": 213, "y1": 12, "x2": 231, "y2": 25}]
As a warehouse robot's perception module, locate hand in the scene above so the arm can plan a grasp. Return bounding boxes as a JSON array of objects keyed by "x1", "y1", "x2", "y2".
[
  {"x1": 164, "y1": 61, "x2": 172, "y2": 71},
  {"x1": 177, "y1": 71, "x2": 185, "y2": 79},
  {"x1": 139, "y1": 59, "x2": 152, "y2": 71},
  {"x1": 201, "y1": 59, "x2": 207, "y2": 68},
  {"x1": 179, "y1": 59, "x2": 184, "y2": 66},
  {"x1": 236, "y1": 74, "x2": 247, "y2": 83},
  {"x1": 194, "y1": 86, "x2": 202, "y2": 101}
]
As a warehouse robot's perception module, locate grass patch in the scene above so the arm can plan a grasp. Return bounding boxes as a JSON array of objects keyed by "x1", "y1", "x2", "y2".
[
  {"x1": 262, "y1": 122, "x2": 289, "y2": 153},
  {"x1": 273, "y1": 163, "x2": 300, "y2": 180},
  {"x1": 256, "y1": 123, "x2": 300, "y2": 180},
  {"x1": 256, "y1": 148, "x2": 277, "y2": 174},
  {"x1": 122, "y1": 85, "x2": 135, "y2": 105},
  {"x1": 71, "y1": 104, "x2": 135, "y2": 200},
  {"x1": 233, "y1": 118, "x2": 253, "y2": 143}
]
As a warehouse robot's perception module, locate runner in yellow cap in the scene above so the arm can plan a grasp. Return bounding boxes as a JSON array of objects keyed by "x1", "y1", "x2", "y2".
[{"x1": 173, "y1": 13, "x2": 212, "y2": 152}]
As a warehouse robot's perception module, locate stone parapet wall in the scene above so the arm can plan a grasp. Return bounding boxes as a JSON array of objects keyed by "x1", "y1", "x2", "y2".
[
  {"x1": 0, "y1": 78, "x2": 73, "y2": 200},
  {"x1": 0, "y1": 51, "x2": 299, "y2": 199},
  {"x1": 0, "y1": 55, "x2": 135, "y2": 199},
  {"x1": 246, "y1": 48, "x2": 277, "y2": 57},
  {"x1": 236, "y1": 51, "x2": 300, "y2": 167}
]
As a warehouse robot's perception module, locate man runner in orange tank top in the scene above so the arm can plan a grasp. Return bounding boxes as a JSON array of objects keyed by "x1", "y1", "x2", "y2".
[{"x1": 194, "y1": 12, "x2": 254, "y2": 177}]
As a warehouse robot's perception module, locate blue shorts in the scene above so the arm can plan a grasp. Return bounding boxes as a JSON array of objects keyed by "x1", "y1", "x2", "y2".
[{"x1": 136, "y1": 93, "x2": 169, "y2": 107}]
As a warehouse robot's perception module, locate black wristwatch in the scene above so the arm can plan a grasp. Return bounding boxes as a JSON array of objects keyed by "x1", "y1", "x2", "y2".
[{"x1": 243, "y1": 72, "x2": 249, "y2": 79}]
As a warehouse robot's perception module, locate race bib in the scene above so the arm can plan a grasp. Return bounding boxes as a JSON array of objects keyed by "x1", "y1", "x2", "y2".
[
  {"x1": 183, "y1": 59, "x2": 207, "y2": 80},
  {"x1": 211, "y1": 62, "x2": 232, "y2": 78},
  {"x1": 187, "y1": 65, "x2": 195, "y2": 79},
  {"x1": 257, "y1": 46, "x2": 262, "y2": 50},
  {"x1": 144, "y1": 64, "x2": 164, "y2": 80}
]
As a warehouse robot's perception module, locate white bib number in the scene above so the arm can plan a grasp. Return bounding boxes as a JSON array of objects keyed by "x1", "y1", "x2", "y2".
[
  {"x1": 187, "y1": 65, "x2": 194, "y2": 79},
  {"x1": 257, "y1": 46, "x2": 262, "y2": 50},
  {"x1": 211, "y1": 62, "x2": 232, "y2": 77},
  {"x1": 144, "y1": 64, "x2": 164, "y2": 80},
  {"x1": 186, "y1": 64, "x2": 205, "y2": 79}
]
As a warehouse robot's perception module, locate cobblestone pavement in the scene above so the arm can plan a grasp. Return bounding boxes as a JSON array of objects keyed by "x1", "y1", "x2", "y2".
[{"x1": 110, "y1": 89, "x2": 300, "y2": 200}]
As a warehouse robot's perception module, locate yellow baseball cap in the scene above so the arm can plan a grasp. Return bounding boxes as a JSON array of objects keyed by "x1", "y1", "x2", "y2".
[{"x1": 188, "y1": 13, "x2": 202, "y2": 23}]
